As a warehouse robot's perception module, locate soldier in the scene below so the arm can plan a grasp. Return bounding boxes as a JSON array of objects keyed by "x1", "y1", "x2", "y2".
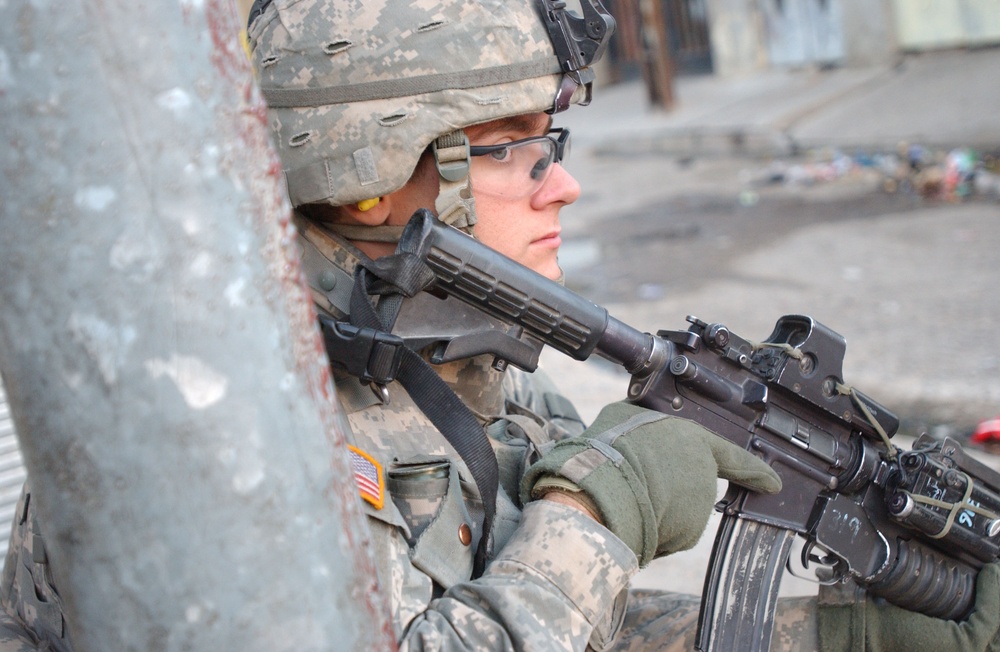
[
  {"x1": 239, "y1": 0, "x2": 782, "y2": 647},
  {"x1": 2, "y1": 0, "x2": 999, "y2": 650},
  {"x1": 241, "y1": 1, "x2": 1000, "y2": 650}
]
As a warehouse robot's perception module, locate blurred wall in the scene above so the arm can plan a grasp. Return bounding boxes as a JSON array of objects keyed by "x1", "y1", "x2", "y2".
[
  {"x1": 892, "y1": 0, "x2": 1000, "y2": 50},
  {"x1": 704, "y1": 0, "x2": 769, "y2": 76},
  {"x1": 706, "y1": 0, "x2": 897, "y2": 75},
  {"x1": 840, "y1": 0, "x2": 897, "y2": 67}
]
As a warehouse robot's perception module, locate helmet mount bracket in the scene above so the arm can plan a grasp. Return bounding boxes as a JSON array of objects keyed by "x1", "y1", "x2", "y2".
[
  {"x1": 433, "y1": 130, "x2": 477, "y2": 233},
  {"x1": 537, "y1": 0, "x2": 614, "y2": 111},
  {"x1": 432, "y1": 131, "x2": 472, "y2": 183}
]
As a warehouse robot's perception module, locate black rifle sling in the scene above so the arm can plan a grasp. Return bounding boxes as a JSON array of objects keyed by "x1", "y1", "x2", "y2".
[{"x1": 348, "y1": 261, "x2": 499, "y2": 578}]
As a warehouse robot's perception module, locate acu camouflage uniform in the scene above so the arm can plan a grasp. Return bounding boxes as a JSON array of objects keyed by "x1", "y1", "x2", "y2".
[{"x1": 299, "y1": 218, "x2": 826, "y2": 651}]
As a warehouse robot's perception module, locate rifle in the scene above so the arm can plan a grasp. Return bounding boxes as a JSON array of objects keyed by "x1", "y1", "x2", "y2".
[{"x1": 392, "y1": 210, "x2": 1000, "y2": 651}]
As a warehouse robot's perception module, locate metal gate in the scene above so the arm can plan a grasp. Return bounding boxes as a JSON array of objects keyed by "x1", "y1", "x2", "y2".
[
  {"x1": 604, "y1": 0, "x2": 713, "y2": 77},
  {"x1": 664, "y1": 0, "x2": 713, "y2": 73}
]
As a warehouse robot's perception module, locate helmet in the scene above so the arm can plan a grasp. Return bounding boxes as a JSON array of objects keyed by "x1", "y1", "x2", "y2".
[{"x1": 247, "y1": 0, "x2": 614, "y2": 212}]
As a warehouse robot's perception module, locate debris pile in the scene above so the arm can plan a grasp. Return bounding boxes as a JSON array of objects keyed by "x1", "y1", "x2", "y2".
[
  {"x1": 751, "y1": 145, "x2": 1000, "y2": 202},
  {"x1": 971, "y1": 416, "x2": 1000, "y2": 451}
]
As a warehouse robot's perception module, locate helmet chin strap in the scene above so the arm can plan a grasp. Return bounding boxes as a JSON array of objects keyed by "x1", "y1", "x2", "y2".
[
  {"x1": 432, "y1": 130, "x2": 478, "y2": 235},
  {"x1": 323, "y1": 223, "x2": 406, "y2": 243}
]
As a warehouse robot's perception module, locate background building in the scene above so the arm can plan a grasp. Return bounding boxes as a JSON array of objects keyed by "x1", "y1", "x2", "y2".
[{"x1": 602, "y1": 0, "x2": 1000, "y2": 104}]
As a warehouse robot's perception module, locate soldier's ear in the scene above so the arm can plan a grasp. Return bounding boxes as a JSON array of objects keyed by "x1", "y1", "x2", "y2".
[{"x1": 341, "y1": 197, "x2": 389, "y2": 226}]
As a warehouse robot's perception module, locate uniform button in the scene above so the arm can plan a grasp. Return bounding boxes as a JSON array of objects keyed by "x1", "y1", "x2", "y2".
[
  {"x1": 458, "y1": 523, "x2": 472, "y2": 546},
  {"x1": 318, "y1": 270, "x2": 338, "y2": 291}
]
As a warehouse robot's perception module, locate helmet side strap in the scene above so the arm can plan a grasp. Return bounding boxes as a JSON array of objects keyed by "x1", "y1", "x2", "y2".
[{"x1": 433, "y1": 130, "x2": 478, "y2": 233}]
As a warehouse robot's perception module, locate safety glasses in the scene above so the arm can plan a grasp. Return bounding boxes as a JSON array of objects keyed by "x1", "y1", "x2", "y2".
[{"x1": 468, "y1": 128, "x2": 571, "y2": 199}]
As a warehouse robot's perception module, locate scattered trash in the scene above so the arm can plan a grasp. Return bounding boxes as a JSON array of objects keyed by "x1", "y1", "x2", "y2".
[
  {"x1": 943, "y1": 148, "x2": 977, "y2": 200},
  {"x1": 974, "y1": 169, "x2": 1000, "y2": 199},
  {"x1": 748, "y1": 144, "x2": 1000, "y2": 202},
  {"x1": 753, "y1": 150, "x2": 860, "y2": 188},
  {"x1": 906, "y1": 144, "x2": 932, "y2": 171},
  {"x1": 738, "y1": 190, "x2": 759, "y2": 206},
  {"x1": 971, "y1": 416, "x2": 1000, "y2": 446}
]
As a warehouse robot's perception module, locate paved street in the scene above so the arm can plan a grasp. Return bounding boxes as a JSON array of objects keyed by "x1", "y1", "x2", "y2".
[
  {"x1": 553, "y1": 46, "x2": 1000, "y2": 433},
  {"x1": 541, "y1": 47, "x2": 1000, "y2": 597}
]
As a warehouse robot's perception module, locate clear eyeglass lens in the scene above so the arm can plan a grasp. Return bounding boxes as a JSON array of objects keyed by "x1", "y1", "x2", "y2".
[{"x1": 470, "y1": 133, "x2": 565, "y2": 199}]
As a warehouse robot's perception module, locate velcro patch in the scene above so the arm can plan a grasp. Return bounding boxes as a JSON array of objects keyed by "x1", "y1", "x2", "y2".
[
  {"x1": 352, "y1": 147, "x2": 379, "y2": 186},
  {"x1": 560, "y1": 447, "x2": 612, "y2": 484},
  {"x1": 349, "y1": 445, "x2": 384, "y2": 510}
]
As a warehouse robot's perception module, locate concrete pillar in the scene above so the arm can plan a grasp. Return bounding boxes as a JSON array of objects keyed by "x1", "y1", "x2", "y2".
[{"x1": 0, "y1": 0, "x2": 394, "y2": 649}]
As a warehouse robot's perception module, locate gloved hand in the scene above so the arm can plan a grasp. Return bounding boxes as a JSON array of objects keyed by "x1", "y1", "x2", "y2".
[
  {"x1": 520, "y1": 401, "x2": 781, "y2": 567},
  {"x1": 818, "y1": 563, "x2": 1000, "y2": 652}
]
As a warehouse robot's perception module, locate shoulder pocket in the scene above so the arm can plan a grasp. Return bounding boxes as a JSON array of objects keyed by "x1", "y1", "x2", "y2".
[{"x1": 390, "y1": 460, "x2": 477, "y2": 589}]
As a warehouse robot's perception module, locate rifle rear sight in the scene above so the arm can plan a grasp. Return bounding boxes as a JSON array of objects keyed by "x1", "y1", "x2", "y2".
[{"x1": 653, "y1": 315, "x2": 895, "y2": 445}]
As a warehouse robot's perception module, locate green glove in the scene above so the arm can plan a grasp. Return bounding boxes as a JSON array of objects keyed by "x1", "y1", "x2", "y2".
[
  {"x1": 520, "y1": 401, "x2": 781, "y2": 567},
  {"x1": 818, "y1": 563, "x2": 1000, "y2": 652}
]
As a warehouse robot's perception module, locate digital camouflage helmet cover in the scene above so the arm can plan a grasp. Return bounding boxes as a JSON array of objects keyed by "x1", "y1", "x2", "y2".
[{"x1": 247, "y1": 0, "x2": 614, "y2": 216}]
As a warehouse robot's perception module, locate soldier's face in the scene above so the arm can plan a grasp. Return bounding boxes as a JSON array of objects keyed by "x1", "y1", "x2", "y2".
[
  {"x1": 464, "y1": 113, "x2": 581, "y2": 281},
  {"x1": 350, "y1": 112, "x2": 580, "y2": 278}
]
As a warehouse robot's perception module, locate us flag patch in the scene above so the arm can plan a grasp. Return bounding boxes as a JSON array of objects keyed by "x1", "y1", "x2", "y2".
[{"x1": 348, "y1": 445, "x2": 384, "y2": 510}]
